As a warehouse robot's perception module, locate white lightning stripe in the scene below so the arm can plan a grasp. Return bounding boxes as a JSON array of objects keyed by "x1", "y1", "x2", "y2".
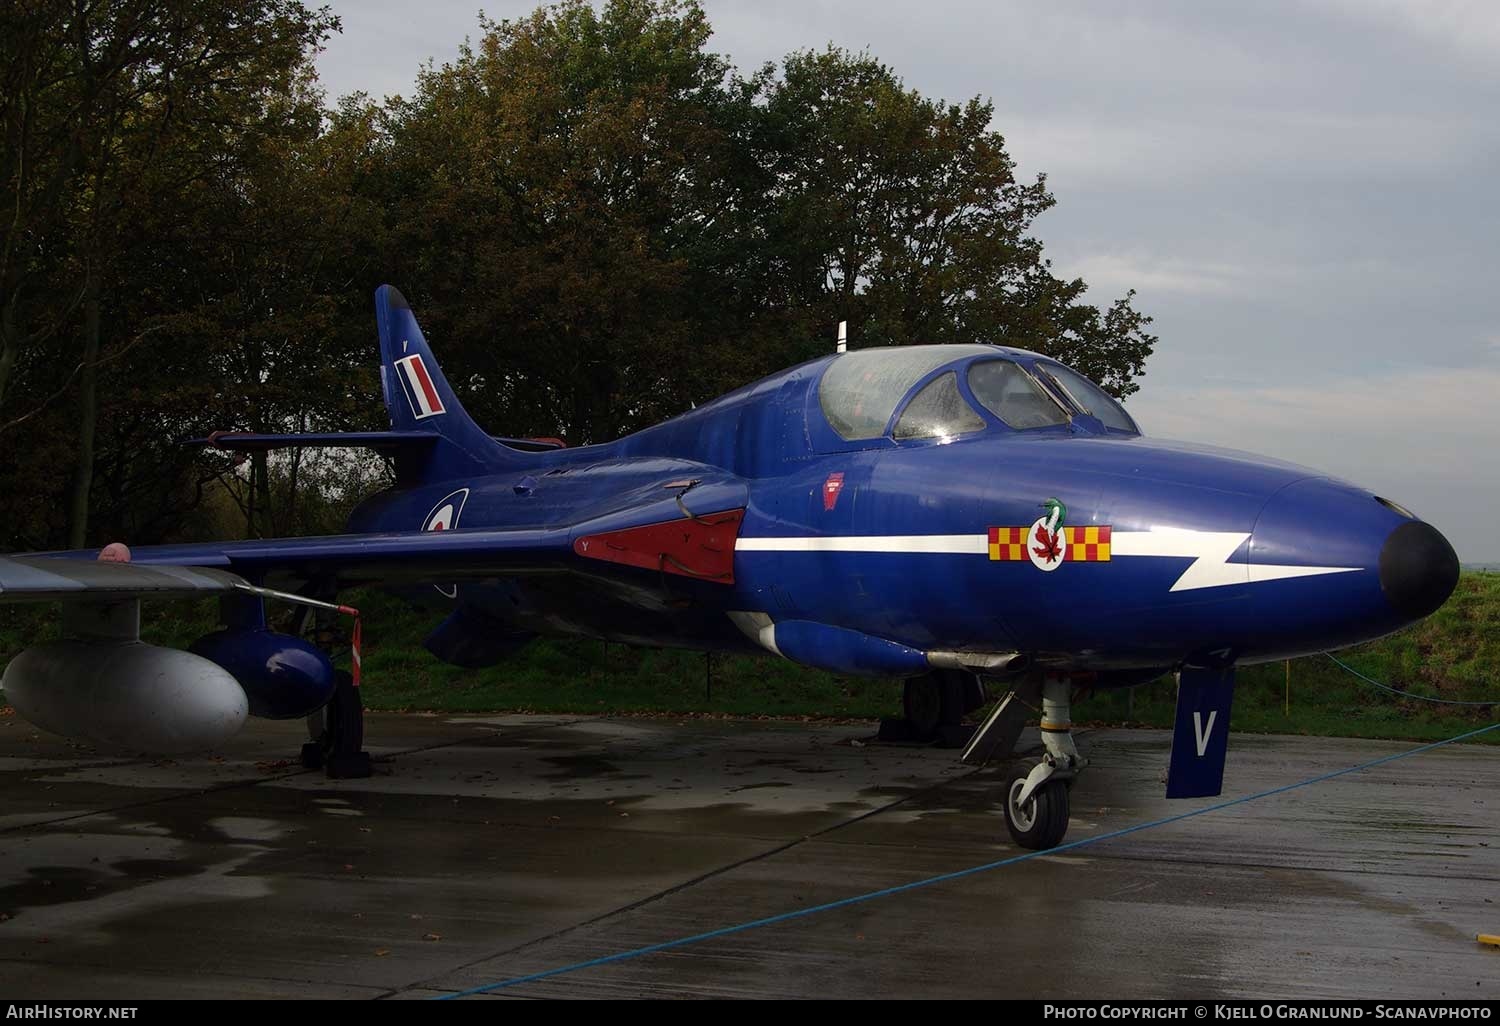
[
  {"x1": 1109, "y1": 527, "x2": 1362, "y2": 591},
  {"x1": 1110, "y1": 528, "x2": 1249, "y2": 592},
  {"x1": 735, "y1": 529, "x2": 1362, "y2": 593},
  {"x1": 1247, "y1": 564, "x2": 1362, "y2": 585},
  {"x1": 734, "y1": 535, "x2": 987, "y2": 554}
]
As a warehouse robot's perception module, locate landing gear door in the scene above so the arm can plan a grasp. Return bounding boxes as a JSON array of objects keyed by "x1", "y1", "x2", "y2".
[{"x1": 1166, "y1": 667, "x2": 1236, "y2": 798}]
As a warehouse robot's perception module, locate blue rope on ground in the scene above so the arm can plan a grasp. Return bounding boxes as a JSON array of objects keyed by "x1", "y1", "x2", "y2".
[
  {"x1": 437, "y1": 716, "x2": 1500, "y2": 998},
  {"x1": 1324, "y1": 651, "x2": 1497, "y2": 706}
]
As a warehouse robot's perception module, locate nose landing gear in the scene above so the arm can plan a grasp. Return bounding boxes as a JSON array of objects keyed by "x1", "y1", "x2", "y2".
[{"x1": 967, "y1": 675, "x2": 1085, "y2": 850}]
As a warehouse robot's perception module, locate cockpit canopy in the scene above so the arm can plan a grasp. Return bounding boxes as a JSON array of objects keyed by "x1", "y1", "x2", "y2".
[{"x1": 817, "y1": 344, "x2": 1138, "y2": 444}]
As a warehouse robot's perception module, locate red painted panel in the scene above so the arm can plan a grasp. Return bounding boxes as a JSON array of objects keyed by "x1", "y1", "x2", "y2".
[
  {"x1": 573, "y1": 509, "x2": 744, "y2": 583},
  {"x1": 822, "y1": 472, "x2": 845, "y2": 511},
  {"x1": 408, "y1": 355, "x2": 444, "y2": 414}
]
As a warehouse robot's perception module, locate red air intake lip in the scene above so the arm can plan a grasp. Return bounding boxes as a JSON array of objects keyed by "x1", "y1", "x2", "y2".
[{"x1": 573, "y1": 509, "x2": 744, "y2": 583}]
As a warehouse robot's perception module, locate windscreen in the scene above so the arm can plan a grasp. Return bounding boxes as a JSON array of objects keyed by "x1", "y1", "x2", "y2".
[
  {"x1": 967, "y1": 360, "x2": 1070, "y2": 429},
  {"x1": 1037, "y1": 362, "x2": 1139, "y2": 433}
]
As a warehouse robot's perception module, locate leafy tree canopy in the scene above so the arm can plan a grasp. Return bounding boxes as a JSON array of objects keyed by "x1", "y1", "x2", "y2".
[{"x1": 0, "y1": 0, "x2": 1157, "y2": 549}]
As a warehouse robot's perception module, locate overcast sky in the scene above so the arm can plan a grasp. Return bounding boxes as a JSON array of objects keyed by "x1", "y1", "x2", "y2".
[{"x1": 318, "y1": 1, "x2": 1500, "y2": 562}]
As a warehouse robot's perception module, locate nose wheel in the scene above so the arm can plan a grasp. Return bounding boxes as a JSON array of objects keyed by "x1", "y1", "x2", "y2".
[
  {"x1": 969, "y1": 675, "x2": 1084, "y2": 850},
  {"x1": 1002, "y1": 758, "x2": 1070, "y2": 850}
]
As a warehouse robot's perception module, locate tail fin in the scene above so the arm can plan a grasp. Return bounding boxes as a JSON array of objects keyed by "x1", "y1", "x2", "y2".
[{"x1": 374, "y1": 285, "x2": 524, "y2": 481}]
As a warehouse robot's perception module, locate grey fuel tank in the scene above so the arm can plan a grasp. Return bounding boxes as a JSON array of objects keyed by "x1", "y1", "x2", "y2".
[{"x1": 3, "y1": 640, "x2": 249, "y2": 754}]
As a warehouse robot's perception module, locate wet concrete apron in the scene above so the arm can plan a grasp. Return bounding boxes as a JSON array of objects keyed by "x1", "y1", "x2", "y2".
[{"x1": 0, "y1": 713, "x2": 1495, "y2": 999}]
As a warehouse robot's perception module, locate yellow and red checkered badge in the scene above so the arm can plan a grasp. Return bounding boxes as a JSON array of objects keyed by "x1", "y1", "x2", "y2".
[
  {"x1": 988, "y1": 526, "x2": 1028, "y2": 561},
  {"x1": 1067, "y1": 524, "x2": 1112, "y2": 562},
  {"x1": 988, "y1": 524, "x2": 1111, "y2": 565}
]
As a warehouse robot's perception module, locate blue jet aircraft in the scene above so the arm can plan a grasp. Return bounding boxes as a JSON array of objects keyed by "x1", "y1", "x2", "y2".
[{"x1": 0, "y1": 286, "x2": 1460, "y2": 849}]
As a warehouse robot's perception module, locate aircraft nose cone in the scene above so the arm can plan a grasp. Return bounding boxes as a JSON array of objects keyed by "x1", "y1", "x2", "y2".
[
  {"x1": 1379, "y1": 520, "x2": 1459, "y2": 619},
  {"x1": 1240, "y1": 478, "x2": 1456, "y2": 659}
]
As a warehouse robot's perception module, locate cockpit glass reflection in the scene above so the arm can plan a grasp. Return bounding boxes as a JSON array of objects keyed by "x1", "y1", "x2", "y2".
[{"x1": 967, "y1": 360, "x2": 1070, "y2": 429}]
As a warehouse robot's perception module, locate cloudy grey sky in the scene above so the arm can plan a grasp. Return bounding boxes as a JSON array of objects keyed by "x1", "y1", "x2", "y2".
[{"x1": 318, "y1": 1, "x2": 1500, "y2": 561}]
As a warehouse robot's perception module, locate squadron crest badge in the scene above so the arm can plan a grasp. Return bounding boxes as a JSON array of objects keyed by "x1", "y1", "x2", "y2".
[{"x1": 988, "y1": 498, "x2": 1111, "y2": 571}]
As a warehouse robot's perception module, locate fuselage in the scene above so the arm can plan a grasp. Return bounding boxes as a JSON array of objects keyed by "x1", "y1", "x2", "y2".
[{"x1": 348, "y1": 344, "x2": 1459, "y2": 677}]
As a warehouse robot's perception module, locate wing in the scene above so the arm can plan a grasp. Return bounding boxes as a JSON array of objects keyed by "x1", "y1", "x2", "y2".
[
  {"x1": 91, "y1": 525, "x2": 574, "y2": 585},
  {"x1": 5, "y1": 475, "x2": 747, "y2": 600},
  {"x1": 0, "y1": 557, "x2": 249, "y2": 603}
]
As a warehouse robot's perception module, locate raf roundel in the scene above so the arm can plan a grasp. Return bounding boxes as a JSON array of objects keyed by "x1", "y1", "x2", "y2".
[
  {"x1": 423, "y1": 487, "x2": 469, "y2": 534},
  {"x1": 423, "y1": 487, "x2": 470, "y2": 598},
  {"x1": 425, "y1": 503, "x2": 456, "y2": 532}
]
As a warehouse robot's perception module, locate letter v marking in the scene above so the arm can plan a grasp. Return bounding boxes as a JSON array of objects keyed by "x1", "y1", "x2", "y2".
[{"x1": 1193, "y1": 711, "x2": 1218, "y2": 757}]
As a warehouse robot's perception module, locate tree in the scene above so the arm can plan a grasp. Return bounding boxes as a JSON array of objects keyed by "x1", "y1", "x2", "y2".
[
  {"x1": 88, "y1": 66, "x2": 386, "y2": 542},
  {"x1": 380, "y1": 7, "x2": 1155, "y2": 452},
  {"x1": 0, "y1": 1, "x2": 349, "y2": 548},
  {"x1": 378, "y1": 0, "x2": 766, "y2": 444},
  {"x1": 759, "y1": 47, "x2": 1155, "y2": 396},
  {"x1": 0, "y1": 4, "x2": 360, "y2": 549},
  {"x1": 0, "y1": 0, "x2": 1160, "y2": 551}
]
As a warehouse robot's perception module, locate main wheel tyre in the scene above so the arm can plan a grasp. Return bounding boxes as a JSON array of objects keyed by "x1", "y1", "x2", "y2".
[
  {"x1": 302, "y1": 671, "x2": 371, "y2": 778},
  {"x1": 903, "y1": 676, "x2": 944, "y2": 738},
  {"x1": 1002, "y1": 759, "x2": 1070, "y2": 850},
  {"x1": 903, "y1": 671, "x2": 969, "y2": 741}
]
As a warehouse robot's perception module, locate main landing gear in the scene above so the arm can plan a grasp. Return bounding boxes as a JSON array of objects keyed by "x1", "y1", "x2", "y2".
[
  {"x1": 963, "y1": 676, "x2": 1085, "y2": 851},
  {"x1": 880, "y1": 669, "x2": 987, "y2": 747},
  {"x1": 289, "y1": 601, "x2": 372, "y2": 780},
  {"x1": 301, "y1": 669, "x2": 372, "y2": 778}
]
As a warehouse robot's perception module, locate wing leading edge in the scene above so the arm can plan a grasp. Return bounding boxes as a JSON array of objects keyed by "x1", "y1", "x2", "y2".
[
  {"x1": 0, "y1": 557, "x2": 250, "y2": 603},
  {"x1": 10, "y1": 526, "x2": 573, "y2": 598}
]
